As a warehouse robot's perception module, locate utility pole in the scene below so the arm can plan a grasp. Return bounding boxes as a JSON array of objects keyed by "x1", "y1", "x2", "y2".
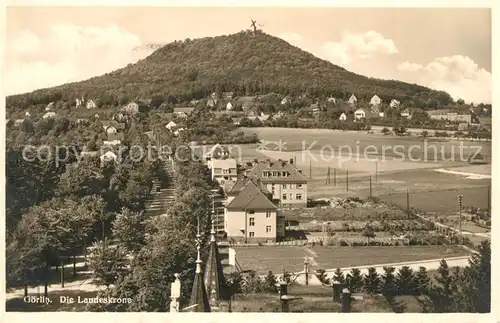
[
  {"x1": 375, "y1": 161, "x2": 378, "y2": 183},
  {"x1": 369, "y1": 175, "x2": 372, "y2": 199},
  {"x1": 346, "y1": 170, "x2": 349, "y2": 192},
  {"x1": 406, "y1": 188, "x2": 410, "y2": 219},
  {"x1": 326, "y1": 166, "x2": 331, "y2": 184},
  {"x1": 458, "y1": 194, "x2": 463, "y2": 245},
  {"x1": 309, "y1": 160, "x2": 312, "y2": 179},
  {"x1": 334, "y1": 168, "x2": 337, "y2": 186}
]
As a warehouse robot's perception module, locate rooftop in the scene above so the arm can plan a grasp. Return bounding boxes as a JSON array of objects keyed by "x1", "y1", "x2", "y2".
[
  {"x1": 211, "y1": 158, "x2": 238, "y2": 169},
  {"x1": 226, "y1": 180, "x2": 277, "y2": 211},
  {"x1": 246, "y1": 159, "x2": 308, "y2": 184}
]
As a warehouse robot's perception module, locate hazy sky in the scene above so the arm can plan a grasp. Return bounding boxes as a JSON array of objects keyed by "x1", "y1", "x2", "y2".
[{"x1": 5, "y1": 6, "x2": 492, "y2": 103}]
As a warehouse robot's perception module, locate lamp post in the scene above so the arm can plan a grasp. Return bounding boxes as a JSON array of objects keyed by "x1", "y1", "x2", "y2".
[
  {"x1": 458, "y1": 194, "x2": 463, "y2": 245},
  {"x1": 304, "y1": 256, "x2": 309, "y2": 286}
]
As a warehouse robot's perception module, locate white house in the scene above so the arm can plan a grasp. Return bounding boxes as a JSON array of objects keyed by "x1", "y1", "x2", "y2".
[
  {"x1": 226, "y1": 102, "x2": 233, "y2": 111},
  {"x1": 211, "y1": 158, "x2": 238, "y2": 185},
  {"x1": 100, "y1": 151, "x2": 118, "y2": 163},
  {"x1": 104, "y1": 125, "x2": 118, "y2": 135},
  {"x1": 166, "y1": 121, "x2": 177, "y2": 131},
  {"x1": 174, "y1": 127, "x2": 185, "y2": 136},
  {"x1": 122, "y1": 101, "x2": 139, "y2": 113},
  {"x1": 354, "y1": 108, "x2": 366, "y2": 120},
  {"x1": 327, "y1": 97, "x2": 336, "y2": 103},
  {"x1": 378, "y1": 112, "x2": 385, "y2": 118},
  {"x1": 339, "y1": 113, "x2": 347, "y2": 121},
  {"x1": 370, "y1": 95, "x2": 381, "y2": 106},
  {"x1": 390, "y1": 99, "x2": 401, "y2": 108},
  {"x1": 76, "y1": 98, "x2": 83, "y2": 107},
  {"x1": 45, "y1": 102, "x2": 54, "y2": 111},
  {"x1": 43, "y1": 112, "x2": 57, "y2": 119},
  {"x1": 86, "y1": 99, "x2": 97, "y2": 109},
  {"x1": 25, "y1": 111, "x2": 31, "y2": 117},
  {"x1": 280, "y1": 97, "x2": 290, "y2": 105},
  {"x1": 348, "y1": 94, "x2": 358, "y2": 105},
  {"x1": 400, "y1": 108, "x2": 411, "y2": 119}
]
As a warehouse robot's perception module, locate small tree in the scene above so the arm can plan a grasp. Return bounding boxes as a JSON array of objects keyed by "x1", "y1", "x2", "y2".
[
  {"x1": 333, "y1": 268, "x2": 345, "y2": 285},
  {"x1": 262, "y1": 271, "x2": 278, "y2": 293},
  {"x1": 414, "y1": 266, "x2": 430, "y2": 295},
  {"x1": 88, "y1": 240, "x2": 129, "y2": 287},
  {"x1": 396, "y1": 266, "x2": 417, "y2": 295},
  {"x1": 347, "y1": 268, "x2": 363, "y2": 292},
  {"x1": 428, "y1": 260, "x2": 455, "y2": 312},
  {"x1": 381, "y1": 127, "x2": 391, "y2": 135},
  {"x1": 315, "y1": 268, "x2": 331, "y2": 285},
  {"x1": 381, "y1": 266, "x2": 397, "y2": 297},
  {"x1": 363, "y1": 267, "x2": 381, "y2": 294},
  {"x1": 362, "y1": 224, "x2": 376, "y2": 244}
]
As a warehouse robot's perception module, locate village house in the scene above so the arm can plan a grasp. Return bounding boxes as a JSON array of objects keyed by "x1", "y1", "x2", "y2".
[
  {"x1": 173, "y1": 107, "x2": 195, "y2": 118},
  {"x1": 280, "y1": 97, "x2": 290, "y2": 105},
  {"x1": 102, "y1": 121, "x2": 125, "y2": 132},
  {"x1": 203, "y1": 143, "x2": 233, "y2": 168},
  {"x1": 348, "y1": 94, "x2": 358, "y2": 106},
  {"x1": 45, "y1": 102, "x2": 54, "y2": 111},
  {"x1": 354, "y1": 108, "x2": 367, "y2": 120},
  {"x1": 224, "y1": 178, "x2": 285, "y2": 243},
  {"x1": 173, "y1": 127, "x2": 185, "y2": 136},
  {"x1": 103, "y1": 132, "x2": 124, "y2": 146},
  {"x1": 390, "y1": 99, "x2": 401, "y2": 108},
  {"x1": 327, "y1": 96, "x2": 336, "y2": 103},
  {"x1": 232, "y1": 117, "x2": 242, "y2": 126},
  {"x1": 206, "y1": 99, "x2": 217, "y2": 108},
  {"x1": 223, "y1": 92, "x2": 234, "y2": 100},
  {"x1": 226, "y1": 102, "x2": 233, "y2": 111},
  {"x1": 190, "y1": 99, "x2": 200, "y2": 106},
  {"x1": 25, "y1": 111, "x2": 31, "y2": 117},
  {"x1": 100, "y1": 151, "x2": 118, "y2": 163},
  {"x1": 258, "y1": 112, "x2": 270, "y2": 122},
  {"x1": 400, "y1": 108, "x2": 412, "y2": 119},
  {"x1": 14, "y1": 119, "x2": 25, "y2": 127},
  {"x1": 43, "y1": 112, "x2": 57, "y2": 119},
  {"x1": 122, "y1": 101, "x2": 139, "y2": 113},
  {"x1": 211, "y1": 158, "x2": 238, "y2": 186},
  {"x1": 428, "y1": 110, "x2": 473, "y2": 124},
  {"x1": 166, "y1": 121, "x2": 177, "y2": 132},
  {"x1": 75, "y1": 97, "x2": 83, "y2": 108},
  {"x1": 370, "y1": 95, "x2": 382, "y2": 106},
  {"x1": 338, "y1": 112, "x2": 347, "y2": 121},
  {"x1": 86, "y1": 99, "x2": 97, "y2": 109},
  {"x1": 245, "y1": 159, "x2": 308, "y2": 208}
]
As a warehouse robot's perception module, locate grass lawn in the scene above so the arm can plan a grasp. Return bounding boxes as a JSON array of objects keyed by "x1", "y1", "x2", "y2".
[{"x1": 233, "y1": 245, "x2": 469, "y2": 274}]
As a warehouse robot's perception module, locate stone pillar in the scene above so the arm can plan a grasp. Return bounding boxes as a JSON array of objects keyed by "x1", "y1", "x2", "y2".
[
  {"x1": 332, "y1": 280, "x2": 342, "y2": 303},
  {"x1": 170, "y1": 273, "x2": 181, "y2": 312},
  {"x1": 341, "y1": 288, "x2": 351, "y2": 313},
  {"x1": 279, "y1": 282, "x2": 289, "y2": 312}
]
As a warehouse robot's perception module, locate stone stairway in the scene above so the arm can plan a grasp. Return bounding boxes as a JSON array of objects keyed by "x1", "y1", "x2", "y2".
[{"x1": 144, "y1": 160, "x2": 176, "y2": 217}]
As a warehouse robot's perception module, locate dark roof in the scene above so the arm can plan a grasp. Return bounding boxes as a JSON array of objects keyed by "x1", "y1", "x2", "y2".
[
  {"x1": 226, "y1": 180, "x2": 277, "y2": 211},
  {"x1": 246, "y1": 160, "x2": 308, "y2": 184},
  {"x1": 227, "y1": 176, "x2": 271, "y2": 196}
]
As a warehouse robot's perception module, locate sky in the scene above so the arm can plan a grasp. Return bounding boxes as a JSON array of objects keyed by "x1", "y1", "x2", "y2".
[{"x1": 4, "y1": 6, "x2": 492, "y2": 104}]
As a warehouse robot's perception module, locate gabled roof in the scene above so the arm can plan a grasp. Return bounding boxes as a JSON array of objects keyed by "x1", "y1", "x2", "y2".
[
  {"x1": 166, "y1": 121, "x2": 177, "y2": 130},
  {"x1": 204, "y1": 143, "x2": 233, "y2": 159},
  {"x1": 189, "y1": 266, "x2": 211, "y2": 312},
  {"x1": 227, "y1": 176, "x2": 271, "y2": 196},
  {"x1": 226, "y1": 180, "x2": 277, "y2": 211},
  {"x1": 102, "y1": 120, "x2": 125, "y2": 130},
  {"x1": 246, "y1": 160, "x2": 308, "y2": 184}
]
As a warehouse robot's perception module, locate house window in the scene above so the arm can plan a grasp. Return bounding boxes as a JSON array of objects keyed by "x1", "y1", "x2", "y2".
[
  {"x1": 249, "y1": 232, "x2": 255, "y2": 237},
  {"x1": 297, "y1": 184, "x2": 303, "y2": 189},
  {"x1": 282, "y1": 193, "x2": 287, "y2": 200},
  {"x1": 266, "y1": 211, "x2": 272, "y2": 218},
  {"x1": 266, "y1": 226, "x2": 272, "y2": 233},
  {"x1": 249, "y1": 217, "x2": 255, "y2": 226},
  {"x1": 282, "y1": 171, "x2": 287, "y2": 177},
  {"x1": 282, "y1": 184, "x2": 287, "y2": 189},
  {"x1": 289, "y1": 194, "x2": 293, "y2": 200},
  {"x1": 296, "y1": 193, "x2": 303, "y2": 200},
  {"x1": 262, "y1": 171, "x2": 269, "y2": 177}
]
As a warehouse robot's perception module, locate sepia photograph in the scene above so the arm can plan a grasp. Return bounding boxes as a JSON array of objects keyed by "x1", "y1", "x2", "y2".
[{"x1": 2, "y1": 2, "x2": 495, "y2": 317}]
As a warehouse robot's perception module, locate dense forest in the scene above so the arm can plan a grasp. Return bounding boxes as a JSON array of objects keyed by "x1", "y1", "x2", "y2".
[{"x1": 6, "y1": 31, "x2": 455, "y2": 111}]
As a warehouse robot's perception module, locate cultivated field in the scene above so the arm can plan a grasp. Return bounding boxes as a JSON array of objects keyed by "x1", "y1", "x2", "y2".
[{"x1": 233, "y1": 245, "x2": 469, "y2": 274}]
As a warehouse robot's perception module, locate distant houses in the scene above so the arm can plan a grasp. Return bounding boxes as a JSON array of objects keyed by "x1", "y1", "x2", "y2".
[
  {"x1": 173, "y1": 107, "x2": 195, "y2": 118},
  {"x1": 348, "y1": 94, "x2": 357, "y2": 106},
  {"x1": 428, "y1": 110, "x2": 473, "y2": 124},
  {"x1": 166, "y1": 121, "x2": 177, "y2": 131},
  {"x1": 86, "y1": 99, "x2": 97, "y2": 109},
  {"x1": 370, "y1": 95, "x2": 381, "y2": 106},
  {"x1": 43, "y1": 112, "x2": 57, "y2": 119},
  {"x1": 390, "y1": 99, "x2": 401, "y2": 109},
  {"x1": 338, "y1": 112, "x2": 347, "y2": 121}
]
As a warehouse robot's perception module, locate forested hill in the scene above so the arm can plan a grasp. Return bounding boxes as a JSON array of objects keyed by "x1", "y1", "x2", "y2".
[{"x1": 7, "y1": 31, "x2": 453, "y2": 108}]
